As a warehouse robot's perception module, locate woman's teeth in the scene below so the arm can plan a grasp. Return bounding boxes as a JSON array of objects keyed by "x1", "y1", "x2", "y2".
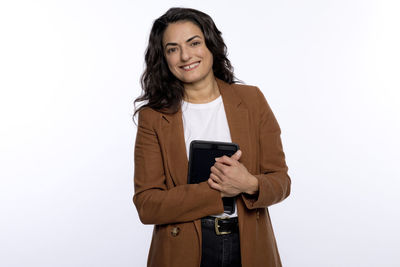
[{"x1": 182, "y1": 62, "x2": 200, "y2": 70}]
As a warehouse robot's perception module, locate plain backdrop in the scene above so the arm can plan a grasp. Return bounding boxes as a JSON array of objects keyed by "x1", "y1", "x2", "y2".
[{"x1": 1, "y1": 0, "x2": 399, "y2": 266}]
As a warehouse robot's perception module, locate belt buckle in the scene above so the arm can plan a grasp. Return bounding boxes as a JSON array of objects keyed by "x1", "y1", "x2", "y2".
[{"x1": 215, "y1": 216, "x2": 231, "y2": 235}]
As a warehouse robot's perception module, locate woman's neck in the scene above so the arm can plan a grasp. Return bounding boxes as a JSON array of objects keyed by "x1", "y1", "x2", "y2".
[{"x1": 183, "y1": 75, "x2": 220, "y2": 104}]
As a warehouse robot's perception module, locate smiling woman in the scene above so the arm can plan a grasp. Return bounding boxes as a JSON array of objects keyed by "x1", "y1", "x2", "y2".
[
  {"x1": 133, "y1": 7, "x2": 291, "y2": 267},
  {"x1": 134, "y1": 7, "x2": 235, "y2": 114},
  {"x1": 162, "y1": 21, "x2": 215, "y2": 94}
]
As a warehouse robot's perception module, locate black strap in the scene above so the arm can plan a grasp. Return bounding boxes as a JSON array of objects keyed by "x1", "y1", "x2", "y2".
[{"x1": 222, "y1": 197, "x2": 234, "y2": 214}]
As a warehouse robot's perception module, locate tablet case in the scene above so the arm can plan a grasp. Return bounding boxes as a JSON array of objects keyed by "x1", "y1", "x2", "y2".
[
  {"x1": 187, "y1": 140, "x2": 239, "y2": 184},
  {"x1": 187, "y1": 140, "x2": 239, "y2": 215}
]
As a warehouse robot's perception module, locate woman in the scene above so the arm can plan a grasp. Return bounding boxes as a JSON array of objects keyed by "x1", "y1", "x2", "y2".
[{"x1": 133, "y1": 7, "x2": 291, "y2": 267}]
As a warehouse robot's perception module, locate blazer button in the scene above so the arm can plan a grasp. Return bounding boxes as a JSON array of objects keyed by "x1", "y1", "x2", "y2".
[
  {"x1": 171, "y1": 227, "x2": 180, "y2": 237},
  {"x1": 256, "y1": 210, "x2": 260, "y2": 220}
]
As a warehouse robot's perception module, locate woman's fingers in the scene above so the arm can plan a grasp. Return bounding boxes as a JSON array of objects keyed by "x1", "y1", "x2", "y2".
[
  {"x1": 208, "y1": 178, "x2": 222, "y2": 191},
  {"x1": 215, "y1": 155, "x2": 234, "y2": 165},
  {"x1": 211, "y1": 164, "x2": 225, "y2": 178},
  {"x1": 230, "y1": 150, "x2": 242, "y2": 161},
  {"x1": 208, "y1": 150, "x2": 249, "y2": 197},
  {"x1": 215, "y1": 150, "x2": 241, "y2": 165},
  {"x1": 209, "y1": 172, "x2": 222, "y2": 184},
  {"x1": 208, "y1": 178, "x2": 235, "y2": 198}
]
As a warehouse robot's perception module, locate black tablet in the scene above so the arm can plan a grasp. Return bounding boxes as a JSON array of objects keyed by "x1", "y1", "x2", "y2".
[{"x1": 187, "y1": 140, "x2": 239, "y2": 184}]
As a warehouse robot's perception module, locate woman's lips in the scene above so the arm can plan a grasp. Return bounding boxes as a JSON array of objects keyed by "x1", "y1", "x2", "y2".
[{"x1": 180, "y1": 61, "x2": 200, "y2": 71}]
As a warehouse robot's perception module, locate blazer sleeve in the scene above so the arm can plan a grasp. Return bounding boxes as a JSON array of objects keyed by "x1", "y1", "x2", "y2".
[
  {"x1": 133, "y1": 108, "x2": 224, "y2": 225},
  {"x1": 241, "y1": 88, "x2": 291, "y2": 209}
]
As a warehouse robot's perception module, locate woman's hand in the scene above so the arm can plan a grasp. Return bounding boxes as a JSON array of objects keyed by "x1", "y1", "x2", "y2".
[{"x1": 207, "y1": 150, "x2": 259, "y2": 197}]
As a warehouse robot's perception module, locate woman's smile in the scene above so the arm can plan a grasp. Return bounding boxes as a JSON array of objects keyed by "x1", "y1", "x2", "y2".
[{"x1": 181, "y1": 61, "x2": 200, "y2": 71}]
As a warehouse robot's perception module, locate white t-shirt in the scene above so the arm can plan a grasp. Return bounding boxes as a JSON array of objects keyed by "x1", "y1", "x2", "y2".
[{"x1": 182, "y1": 96, "x2": 237, "y2": 218}]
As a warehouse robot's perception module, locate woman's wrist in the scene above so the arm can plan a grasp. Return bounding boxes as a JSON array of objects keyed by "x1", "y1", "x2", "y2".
[{"x1": 245, "y1": 175, "x2": 259, "y2": 195}]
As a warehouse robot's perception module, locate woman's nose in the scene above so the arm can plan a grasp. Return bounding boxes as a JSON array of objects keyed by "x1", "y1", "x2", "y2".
[{"x1": 180, "y1": 47, "x2": 191, "y2": 62}]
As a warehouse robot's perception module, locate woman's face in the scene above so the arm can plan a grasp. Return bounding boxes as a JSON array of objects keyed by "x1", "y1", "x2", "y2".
[{"x1": 162, "y1": 21, "x2": 214, "y2": 85}]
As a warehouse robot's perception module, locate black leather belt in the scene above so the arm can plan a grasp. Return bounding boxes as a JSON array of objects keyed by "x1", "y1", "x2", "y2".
[{"x1": 201, "y1": 216, "x2": 239, "y2": 235}]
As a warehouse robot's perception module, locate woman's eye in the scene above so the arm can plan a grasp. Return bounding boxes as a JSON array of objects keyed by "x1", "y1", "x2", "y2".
[
  {"x1": 191, "y1": 41, "x2": 200, "y2": 46},
  {"x1": 167, "y1": 47, "x2": 177, "y2": 54}
]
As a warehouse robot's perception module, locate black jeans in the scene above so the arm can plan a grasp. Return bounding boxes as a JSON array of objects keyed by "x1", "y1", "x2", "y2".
[{"x1": 200, "y1": 217, "x2": 241, "y2": 267}]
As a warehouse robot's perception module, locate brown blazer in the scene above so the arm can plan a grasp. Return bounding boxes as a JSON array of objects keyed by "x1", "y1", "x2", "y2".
[{"x1": 133, "y1": 78, "x2": 291, "y2": 267}]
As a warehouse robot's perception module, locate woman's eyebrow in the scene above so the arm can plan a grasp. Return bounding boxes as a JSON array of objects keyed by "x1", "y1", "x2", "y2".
[
  {"x1": 165, "y1": 35, "x2": 202, "y2": 48},
  {"x1": 186, "y1": 35, "x2": 201, "y2": 42}
]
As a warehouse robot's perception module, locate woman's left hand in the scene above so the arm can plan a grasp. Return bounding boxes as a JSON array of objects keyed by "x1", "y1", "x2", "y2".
[{"x1": 208, "y1": 150, "x2": 259, "y2": 197}]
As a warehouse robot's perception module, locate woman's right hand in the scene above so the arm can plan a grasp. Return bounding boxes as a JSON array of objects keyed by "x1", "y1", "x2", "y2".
[{"x1": 207, "y1": 150, "x2": 259, "y2": 197}]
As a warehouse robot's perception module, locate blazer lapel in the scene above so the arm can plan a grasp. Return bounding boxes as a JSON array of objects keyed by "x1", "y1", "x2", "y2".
[
  {"x1": 162, "y1": 110, "x2": 189, "y2": 187},
  {"x1": 217, "y1": 79, "x2": 252, "y2": 168}
]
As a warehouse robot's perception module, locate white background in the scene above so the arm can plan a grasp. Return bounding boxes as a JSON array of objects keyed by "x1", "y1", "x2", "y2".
[{"x1": 1, "y1": 0, "x2": 399, "y2": 266}]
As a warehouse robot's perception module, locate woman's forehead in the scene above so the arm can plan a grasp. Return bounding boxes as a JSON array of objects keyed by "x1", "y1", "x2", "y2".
[{"x1": 163, "y1": 21, "x2": 204, "y2": 45}]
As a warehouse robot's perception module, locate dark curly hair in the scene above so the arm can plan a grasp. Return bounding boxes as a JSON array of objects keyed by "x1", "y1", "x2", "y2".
[{"x1": 134, "y1": 7, "x2": 238, "y2": 116}]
